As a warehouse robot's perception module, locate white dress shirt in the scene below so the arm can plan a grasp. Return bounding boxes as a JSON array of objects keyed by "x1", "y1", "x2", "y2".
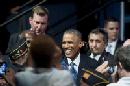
[
  {"x1": 67, "y1": 53, "x2": 80, "y2": 73},
  {"x1": 106, "y1": 40, "x2": 117, "y2": 55},
  {"x1": 89, "y1": 53, "x2": 101, "y2": 61}
]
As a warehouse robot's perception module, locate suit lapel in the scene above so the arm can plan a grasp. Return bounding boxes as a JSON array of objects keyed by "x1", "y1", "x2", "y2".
[
  {"x1": 60, "y1": 57, "x2": 69, "y2": 70},
  {"x1": 115, "y1": 40, "x2": 123, "y2": 52}
]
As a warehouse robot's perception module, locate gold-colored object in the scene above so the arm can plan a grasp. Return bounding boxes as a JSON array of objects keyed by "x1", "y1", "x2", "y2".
[
  {"x1": 83, "y1": 71, "x2": 90, "y2": 80},
  {"x1": 82, "y1": 68, "x2": 109, "y2": 86}
]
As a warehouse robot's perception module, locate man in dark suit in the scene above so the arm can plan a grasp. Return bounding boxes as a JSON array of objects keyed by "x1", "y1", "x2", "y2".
[
  {"x1": 60, "y1": 29, "x2": 90, "y2": 86},
  {"x1": 81, "y1": 28, "x2": 116, "y2": 86},
  {"x1": 87, "y1": 28, "x2": 115, "y2": 69},
  {"x1": 104, "y1": 17, "x2": 123, "y2": 55},
  {"x1": 61, "y1": 28, "x2": 116, "y2": 86}
]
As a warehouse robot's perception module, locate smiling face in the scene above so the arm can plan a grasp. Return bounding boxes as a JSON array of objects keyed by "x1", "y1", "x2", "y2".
[{"x1": 62, "y1": 33, "x2": 82, "y2": 60}]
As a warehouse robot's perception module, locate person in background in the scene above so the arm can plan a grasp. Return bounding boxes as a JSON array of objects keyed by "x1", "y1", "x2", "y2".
[
  {"x1": 87, "y1": 28, "x2": 115, "y2": 72},
  {"x1": 81, "y1": 28, "x2": 116, "y2": 86},
  {"x1": 6, "y1": 5, "x2": 48, "y2": 53},
  {"x1": 104, "y1": 17, "x2": 123, "y2": 55},
  {"x1": 15, "y1": 34, "x2": 75, "y2": 86},
  {"x1": 5, "y1": 5, "x2": 48, "y2": 72}
]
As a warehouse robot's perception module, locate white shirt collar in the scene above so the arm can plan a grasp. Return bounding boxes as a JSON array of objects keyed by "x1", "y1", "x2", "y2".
[
  {"x1": 90, "y1": 53, "x2": 101, "y2": 61},
  {"x1": 67, "y1": 53, "x2": 80, "y2": 66},
  {"x1": 108, "y1": 40, "x2": 117, "y2": 47},
  {"x1": 67, "y1": 53, "x2": 80, "y2": 72},
  {"x1": 106, "y1": 40, "x2": 117, "y2": 55}
]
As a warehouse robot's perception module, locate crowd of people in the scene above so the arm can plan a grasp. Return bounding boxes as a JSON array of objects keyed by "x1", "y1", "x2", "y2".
[{"x1": 0, "y1": 5, "x2": 130, "y2": 86}]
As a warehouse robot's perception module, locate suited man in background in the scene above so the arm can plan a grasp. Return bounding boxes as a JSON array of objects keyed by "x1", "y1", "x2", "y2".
[
  {"x1": 87, "y1": 28, "x2": 115, "y2": 73},
  {"x1": 104, "y1": 17, "x2": 123, "y2": 55},
  {"x1": 81, "y1": 28, "x2": 116, "y2": 86}
]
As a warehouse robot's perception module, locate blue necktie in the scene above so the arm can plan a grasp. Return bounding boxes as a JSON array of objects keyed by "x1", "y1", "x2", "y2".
[{"x1": 70, "y1": 62, "x2": 77, "y2": 82}]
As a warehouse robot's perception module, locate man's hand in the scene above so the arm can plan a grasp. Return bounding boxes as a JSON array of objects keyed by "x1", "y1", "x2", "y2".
[
  {"x1": 96, "y1": 61, "x2": 108, "y2": 74},
  {"x1": 123, "y1": 39, "x2": 130, "y2": 47}
]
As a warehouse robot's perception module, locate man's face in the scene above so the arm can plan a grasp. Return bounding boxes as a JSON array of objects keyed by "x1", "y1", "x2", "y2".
[
  {"x1": 88, "y1": 33, "x2": 106, "y2": 55},
  {"x1": 105, "y1": 21, "x2": 119, "y2": 42},
  {"x1": 62, "y1": 33, "x2": 82, "y2": 59},
  {"x1": 29, "y1": 13, "x2": 48, "y2": 35}
]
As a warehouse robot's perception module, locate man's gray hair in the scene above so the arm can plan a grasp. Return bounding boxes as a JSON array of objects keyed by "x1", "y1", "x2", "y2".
[{"x1": 64, "y1": 29, "x2": 82, "y2": 40}]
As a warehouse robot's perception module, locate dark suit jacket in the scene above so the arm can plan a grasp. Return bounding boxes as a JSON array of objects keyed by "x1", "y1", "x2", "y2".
[
  {"x1": 87, "y1": 50, "x2": 115, "y2": 68},
  {"x1": 61, "y1": 51, "x2": 115, "y2": 86},
  {"x1": 84, "y1": 50, "x2": 115, "y2": 85},
  {"x1": 61, "y1": 53, "x2": 99, "y2": 86},
  {"x1": 114, "y1": 39, "x2": 124, "y2": 54}
]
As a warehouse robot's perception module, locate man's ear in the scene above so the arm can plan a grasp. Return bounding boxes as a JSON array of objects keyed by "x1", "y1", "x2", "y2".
[{"x1": 79, "y1": 41, "x2": 84, "y2": 48}]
